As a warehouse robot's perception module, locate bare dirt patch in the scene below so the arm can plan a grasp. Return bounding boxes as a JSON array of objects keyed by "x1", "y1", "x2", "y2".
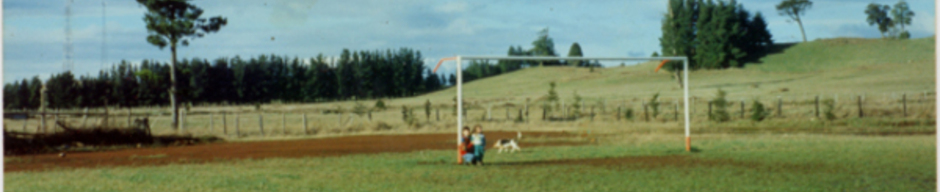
[{"x1": 5, "y1": 131, "x2": 580, "y2": 172}]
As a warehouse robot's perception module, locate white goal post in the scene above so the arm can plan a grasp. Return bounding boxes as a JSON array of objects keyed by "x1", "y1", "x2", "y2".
[{"x1": 434, "y1": 56, "x2": 691, "y2": 162}]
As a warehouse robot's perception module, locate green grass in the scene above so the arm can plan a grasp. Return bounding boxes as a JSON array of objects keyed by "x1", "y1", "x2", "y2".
[{"x1": 6, "y1": 134, "x2": 934, "y2": 192}]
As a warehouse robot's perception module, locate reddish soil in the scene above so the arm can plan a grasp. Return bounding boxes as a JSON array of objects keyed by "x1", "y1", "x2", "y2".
[{"x1": 5, "y1": 131, "x2": 581, "y2": 173}]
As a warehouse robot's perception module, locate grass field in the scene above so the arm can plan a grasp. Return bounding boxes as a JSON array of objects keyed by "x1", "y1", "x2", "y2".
[{"x1": 5, "y1": 134, "x2": 934, "y2": 191}]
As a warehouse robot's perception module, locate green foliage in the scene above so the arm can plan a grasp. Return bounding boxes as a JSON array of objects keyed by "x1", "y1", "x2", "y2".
[
  {"x1": 709, "y1": 89, "x2": 731, "y2": 122},
  {"x1": 136, "y1": 0, "x2": 228, "y2": 49},
  {"x1": 822, "y1": 99, "x2": 837, "y2": 121},
  {"x1": 898, "y1": 31, "x2": 911, "y2": 39},
  {"x1": 891, "y1": 0, "x2": 914, "y2": 34},
  {"x1": 424, "y1": 99, "x2": 431, "y2": 120},
  {"x1": 567, "y1": 42, "x2": 583, "y2": 67},
  {"x1": 530, "y1": 28, "x2": 558, "y2": 57},
  {"x1": 750, "y1": 100, "x2": 770, "y2": 122},
  {"x1": 546, "y1": 82, "x2": 559, "y2": 108},
  {"x1": 352, "y1": 102, "x2": 369, "y2": 117},
  {"x1": 661, "y1": 0, "x2": 773, "y2": 70},
  {"x1": 374, "y1": 100, "x2": 387, "y2": 111},
  {"x1": 776, "y1": 0, "x2": 812, "y2": 42},
  {"x1": 648, "y1": 93, "x2": 660, "y2": 118},
  {"x1": 866, "y1": 3, "x2": 895, "y2": 39},
  {"x1": 401, "y1": 106, "x2": 418, "y2": 126},
  {"x1": 624, "y1": 108, "x2": 634, "y2": 121}
]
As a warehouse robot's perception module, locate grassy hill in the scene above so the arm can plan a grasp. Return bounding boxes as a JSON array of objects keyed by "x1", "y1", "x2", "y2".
[{"x1": 390, "y1": 37, "x2": 936, "y2": 106}]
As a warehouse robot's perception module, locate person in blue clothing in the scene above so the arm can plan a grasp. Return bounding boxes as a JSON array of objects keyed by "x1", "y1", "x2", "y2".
[{"x1": 470, "y1": 125, "x2": 486, "y2": 166}]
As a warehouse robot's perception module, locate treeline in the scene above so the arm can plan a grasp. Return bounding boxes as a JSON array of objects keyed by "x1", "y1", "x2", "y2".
[
  {"x1": 3, "y1": 48, "x2": 447, "y2": 110},
  {"x1": 660, "y1": 0, "x2": 774, "y2": 70},
  {"x1": 451, "y1": 28, "x2": 602, "y2": 84}
]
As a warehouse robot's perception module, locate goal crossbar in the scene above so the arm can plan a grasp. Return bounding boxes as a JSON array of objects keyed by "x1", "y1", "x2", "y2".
[{"x1": 435, "y1": 56, "x2": 691, "y2": 164}]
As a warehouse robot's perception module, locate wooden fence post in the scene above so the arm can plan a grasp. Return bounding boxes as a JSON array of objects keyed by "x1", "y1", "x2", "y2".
[
  {"x1": 40, "y1": 112, "x2": 46, "y2": 133},
  {"x1": 542, "y1": 107, "x2": 547, "y2": 120},
  {"x1": 708, "y1": 101, "x2": 713, "y2": 120},
  {"x1": 235, "y1": 113, "x2": 240, "y2": 136},
  {"x1": 304, "y1": 111, "x2": 310, "y2": 135},
  {"x1": 524, "y1": 102, "x2": 529, "y2": 122},
  {"x1": 815, "y1": 96, "x2": 820, "y2": 118},
  {"x1": 902, "y1": 94, "x2": 907, "y2": 117},
  {"x1": 857, "y1": 95, "x2": 864, "y2": 118},
  {"x1": 436, "y1": 108, "x2": 440, "y2": 121},
  {"x1": 616, "y1": 106, "x2": 621, "y2": 121},
  {"x1": 775, "y1": 97, "x2": 781, "y2": 117},
  {"x1": 674, "y1": 100, "x2": 679, "y2": 122},
  {"x1": 259, "y1": 113, "x2": 265, "y2": 136},
  {"x1": 53, "y1": 109, "x2": 59, "y2": 131},
  {"x1": 81, "y1": 108, "x2": 88, "y2": 127},
  {"x1": 223, "y1": 112, "x2": 228, "y2": 135},
  {"x1": 22, "y1": 114, "x2": 28, "y2": 132},
  {"x1": 643, "y1": 102, "x2": 649, "y2": 122},
  {"x1": 487, "y1": 105, "x2": 492, "y2": 121},
  {"x1": 740, "y1": 100, "x2": 745, "y2": 119},
  {"x1": 127, "y1": 108, "x2": 132, "y2": 127},
  {"x1": 180, "y1": 110, "x2": 186, "y2": 132},
  {"x1": 210, "y1": 113, "x2": 214, "y2": 133},
  {"x1": 590, "y1": 106, "x2": 595, "y2": 121}
]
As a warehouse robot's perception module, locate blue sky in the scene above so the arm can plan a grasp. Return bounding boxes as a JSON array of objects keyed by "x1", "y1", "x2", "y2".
[{"x1": 2, "y1": 0, "x2": 936, "y2": 84}]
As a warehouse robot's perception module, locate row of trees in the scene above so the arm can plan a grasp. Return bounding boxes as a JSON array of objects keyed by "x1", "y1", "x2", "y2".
[
  {"x1": 456, "y1": 29, "x2": 603, "y2": 84},
  {"x1": 865, "y1": 0, "x2": 915, "y2": 39},
  {"x1": 3, "y1": 48, "x2": 446, "y2": 110},
  {"x1": 659, "y1": 0, "x2": 774, "y2": 71}
]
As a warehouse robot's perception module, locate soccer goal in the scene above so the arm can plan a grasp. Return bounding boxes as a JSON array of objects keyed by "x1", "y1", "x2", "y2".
[{"x1": 434, "y1": 55, "x2": 692, "y2": 162}]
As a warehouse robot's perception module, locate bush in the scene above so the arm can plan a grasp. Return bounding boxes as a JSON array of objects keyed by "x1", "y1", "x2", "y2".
[
  {"x1": 822, "y1": 99, "x2": 837, "y2": 121},
  {"x1": 401, "y1": 106, "x2": 419, "y2": 127},
  {"x1": 710, "y1": 89, "x2": 730, "y2": 122},
  {"x1": 572, "y1": 91, "x2": 583, "y2": 118},
  {"x1": 374, "y1": 100, "x2": 387, "y2": 111},
  {"x1": 352, "y1": 102, "x2": 369, "y2": 117},
  {"x1": 624, "y1": 108, "x2": 634, "y2": 121},
  {"x1": 648, "y1": 93, "x2": 660, "y2": 118},
  {"x1": 899, "y1": 31, "x2": 911, "y2": 39},
  {"x1": 750, "y1": 100, "x2": 770, "y2": 122}
]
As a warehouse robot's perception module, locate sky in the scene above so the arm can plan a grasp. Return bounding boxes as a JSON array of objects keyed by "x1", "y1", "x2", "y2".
[{"x1": 2, "y1": 0, "x2": 936, "y2": 84}]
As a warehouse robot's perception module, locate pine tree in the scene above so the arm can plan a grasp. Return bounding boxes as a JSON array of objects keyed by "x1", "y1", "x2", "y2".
[{"x1": 567, "y1": 42, "x2": 583, "y2": 67}]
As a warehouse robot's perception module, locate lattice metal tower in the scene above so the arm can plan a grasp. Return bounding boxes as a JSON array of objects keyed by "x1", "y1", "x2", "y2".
[{"x1": 64, "y1": 0, "x2": 74, "y2": 72}]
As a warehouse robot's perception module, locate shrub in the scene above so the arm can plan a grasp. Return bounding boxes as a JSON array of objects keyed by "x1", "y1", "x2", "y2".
[
  {"x1": 648, "y1": 93, "x2": 661, "y2": 118},
  {"x1": 572, "y1": 91, "x2": 583, "y2": 118},
  {"x1": 352, "y1": 102, "x2": 369, "y2": 117},
  {"x1": 899, "y1": 31, "x2": 911, "y2": 39},
  {"x1": 624, "y1": 108, "x2": 634, "y2": 121},
  {"x1": 822, "y1": 99, "x2": 837, "y2": 121},
  {"x1": 710, "y1": 89, "x2": 730, "y2": 122},
  {"x1": 424, "y1": 100, "x2": 432, "y2": 120},
  {"x1": 402, "y1": 106, "x2": 419, "y2": 127},
  {"x1": 750, "y1": 100, "x2": 770, "y2": 122},
  {"x1": 374, "y1": 100, "x2": 387, "y2": 111}
]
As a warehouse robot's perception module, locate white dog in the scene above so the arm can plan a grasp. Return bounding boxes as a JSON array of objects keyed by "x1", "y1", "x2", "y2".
[{"x1": 494, "y1": 131, "x2": 522, "y2": 153}]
